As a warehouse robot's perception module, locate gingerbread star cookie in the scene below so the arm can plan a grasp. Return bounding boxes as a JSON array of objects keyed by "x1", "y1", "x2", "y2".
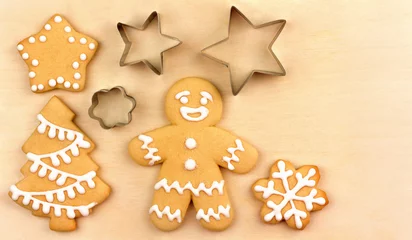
[
  {"x1": 17, "y1": 14, "x2": 98, "y2": 93},
  {"x1": 252, "y1": 160, "x2": 329, "y2": 230}
]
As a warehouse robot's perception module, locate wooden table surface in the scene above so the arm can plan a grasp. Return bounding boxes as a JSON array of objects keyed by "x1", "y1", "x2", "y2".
[{"x1": 1, "y1": 0, "x2": 411, "y2": 239}]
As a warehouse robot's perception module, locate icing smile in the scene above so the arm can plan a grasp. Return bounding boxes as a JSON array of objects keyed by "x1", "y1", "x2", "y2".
[{"x1": 180, "y1": 106, "x2": 209, "y2": 122}]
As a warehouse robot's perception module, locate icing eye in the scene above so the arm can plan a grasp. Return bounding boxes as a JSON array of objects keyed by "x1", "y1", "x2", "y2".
[
  {"x1": 180, "y1": 96, "x2": 188, "y2": 104},
  {"x1": 200, "y1": 97, "x2": 208, "y2": 105}
]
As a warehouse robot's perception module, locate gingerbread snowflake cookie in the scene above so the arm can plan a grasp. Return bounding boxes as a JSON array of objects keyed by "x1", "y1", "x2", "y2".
[
  {"x1": 252, "y1": 160, "x2": 329, "y2": 230},
  {"x1": 17, "y1": 14, "x2": 98, "y2": 93},
  {"x1": 128, "y1": 77, "x2": 258, "y2": 231}
]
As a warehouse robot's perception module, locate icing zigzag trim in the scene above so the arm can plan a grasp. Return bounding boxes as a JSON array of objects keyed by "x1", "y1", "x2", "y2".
[
  {"x1": 10, "y1": 185, "x2": 96, "y2": 219},
  {"x1": 149, "y1": 204, "x2": 182, "y2": 223},
  {"x1": 196, "y1": 204, "x2": 231, "y2": 222},
  {"x1": 154, "y1": 178, "x2": 224, "y2": 196},
  {"x1": 222, "y1": 139, "x2": 244, "y2": 170},
  {"x1": 138, "y1": 135, "x2": 161, "y2": 165}
]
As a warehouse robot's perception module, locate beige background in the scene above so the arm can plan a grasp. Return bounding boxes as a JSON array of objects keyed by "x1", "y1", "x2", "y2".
[{"x1": 0, "y1": 0, "x2": 411, "y2": 239}]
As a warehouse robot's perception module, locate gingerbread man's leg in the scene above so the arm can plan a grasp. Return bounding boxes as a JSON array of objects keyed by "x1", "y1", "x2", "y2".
[
  {"x1": 192, "y1": 185, "x2": 233, "y2": 231},
  {"x1": 149, "y1": 186, "x2": 191, "y2": 231}
]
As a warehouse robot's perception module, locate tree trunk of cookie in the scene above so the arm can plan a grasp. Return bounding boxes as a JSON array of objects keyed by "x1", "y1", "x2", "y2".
[{"x1": 49, "y1": 215, "x2": 76, "y2": 231}]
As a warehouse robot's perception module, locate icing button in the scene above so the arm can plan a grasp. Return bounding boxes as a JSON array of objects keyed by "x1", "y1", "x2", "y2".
[
  {"x1": 185, "y1": 138, "x2": 197, "y2": 149},
  {"x1": 185, "y1": 158, "x2": 197, "y2": 171}
]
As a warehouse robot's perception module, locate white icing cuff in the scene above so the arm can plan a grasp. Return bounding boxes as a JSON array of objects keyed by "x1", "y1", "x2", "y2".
[
  {"x1": 196, "y1": 205, "x2": 231, "y2": 223},
  {"x1": 149, "y1": 204, "x2": 181, "y2": 223},
  {"x1": 222, "y1": 139, "x2": 244, "y2": 170},
  {"x1": 138, "y1": 135, "x2": 161, "y2": 165}
]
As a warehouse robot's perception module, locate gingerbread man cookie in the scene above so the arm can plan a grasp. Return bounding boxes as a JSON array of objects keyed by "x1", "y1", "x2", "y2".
[
  {"x1": 128, "y1": 77, "x2": 258, "y2": 231},
  {"x1": 252, "y1": 160, "x2": 329, "y2": 230},
  {"x1": 17, "y1": 14, "x2": 98, "y2": 93}
]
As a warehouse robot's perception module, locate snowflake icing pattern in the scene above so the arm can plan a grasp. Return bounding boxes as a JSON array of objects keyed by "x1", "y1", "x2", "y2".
[{"x1": 252, "y1": 160, "x2": 329, "y2": 230}]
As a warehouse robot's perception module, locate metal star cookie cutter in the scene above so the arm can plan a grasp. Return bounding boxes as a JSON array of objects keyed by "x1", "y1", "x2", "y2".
[
  {"x1": 88, "y1": 86, "x2": 136, "y2": 129},
  {"x1": 201, "y1": 6, "x2": 286, "y2": 96},
  {"x1": 117, "y1": 11, "x2": 182, "y2": 75}
]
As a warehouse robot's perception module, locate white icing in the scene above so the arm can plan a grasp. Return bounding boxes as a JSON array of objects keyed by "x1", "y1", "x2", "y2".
[
  {"x1": 154, "y1": 178, "x2": 224, "y2": 196},
  {"x1": 54, "y1": 16, "x2": 62, "y2": 23},
  {"x1": 80, "y1": 53, "x2": 87, "y2": 61},
  {"x1": 38, "y1": 84, "x2": 44, "y2": 90},
  {"x1": 64, "y1": 81, "x2": 71, "y2": 88},
  {"x1": 149, "y1": 205, "x2": 181, "y2": 223},
  {"x1": 80, "y1": 38, "x2": 87, "y2": 44},
  {"x1": 29, "y1": 37, "x2": 35, "y2": 43},
  {"x1": 31, "y1": 59, "x2": 39, "y2": 66},
  {"x1": 35, "y1": 114, "x2": 91, "y2": 165},
  {"x1": 185, "y1": 138, "x2": 196, "y2": 149},
  {"x1": 29, "y1": 71, "x2": 36, "y2": 78},
  {"x1": 10, "y1": 185, "x2": 96, "y2": 219},
  {"x1": 184, "y1": 159, "x2": 197, "y2": 171},
  {"x1": 11, "y1": 171, "x2": 95, "y2": 203},
  {"x1": 22, "y1": 53, "x2": 29, "y2": 59},
  {"x1": 68, "y1": 37, "x2": 75, "y2": 43},
  {"x1": 64, "y1": 26, "x2": 71, "y2": 32},
  {"x1": 222, "y1": 139, "x2": 244, "y2": 170},
  {"x1": 138, "y1": 135, "x2": 161, "y2": 165},
  {"x1": 72, "y1": 61, "x2": 79, "y2": 69},
  {"x1": 39, "y1": 35, "x2": 46, "y2": 42},
  {"x1": 73, "y1": 83, "x2": 80, "y2": 89},
  {"x1": 196, "y1": 205, "x2": 230, "y2": 222},
  {"x1": 44, "y1": 24, "x2": 51, "y2": 30},
  {"x1": 179, "y1": 106, "x2": 209, "y2": 122},
  {"x1": 17, "y1": 44, "x2": 24, "y2": 51},
  {"x1": 74, "y1": 72, "x2": 81, "y2": 79},
  {"x1": 253, "y1": 160, "x2": 327, "y2": 229},
  {"x1": 180, "y1": 96, "x2": 188, "y2": 104},
  {"x1": 175, "y1": 90, "x2": 190, "y2": 100},
  {"x1": 89, "y1": 43, "x2": 95, "y2": 50},
  {"x1": 200, "y1": 91, "x2": 213, "y2": 105},
  {"x1": 27, "y1": 153, "x2": 95, "y2": 186},
  {"x1": 48, "y1": 79, "x2": 56, "y2": 87},
  {"x1": 31, "y1": 85, "x2": 37, "y2": 92},
  {"x1": 57, "y1": 76, "x2": 64, "y2": 83}
]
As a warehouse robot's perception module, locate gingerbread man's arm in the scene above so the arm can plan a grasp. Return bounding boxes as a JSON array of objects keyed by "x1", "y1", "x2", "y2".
[
  {"x1": 128, "y1": 125, "x2": 177, "y2": 166},
  {"x1": 206, "y1": 127, "x2": 258, "y2": 173}
]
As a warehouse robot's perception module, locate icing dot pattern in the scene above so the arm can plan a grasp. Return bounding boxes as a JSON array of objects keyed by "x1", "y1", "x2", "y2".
[{"x1": 18, "y1": 14, "x2": 98, "y2": 93}]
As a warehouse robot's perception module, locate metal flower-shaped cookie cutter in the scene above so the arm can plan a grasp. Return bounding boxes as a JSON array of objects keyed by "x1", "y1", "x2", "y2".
[{"x1": 88, "y1": 86, "x2": 136, "y2": 129}]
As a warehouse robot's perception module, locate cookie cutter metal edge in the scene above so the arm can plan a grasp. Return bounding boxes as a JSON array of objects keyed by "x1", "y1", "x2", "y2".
[
  {"x1": 117, "y1": 11, "x2": 182, "y2": 75},
  {"x1": 201, "y1": 6, "x2": 286, "y2": 96},
  {"x1": 88, "y1": 86, "x2": 137, "y2": 130}
]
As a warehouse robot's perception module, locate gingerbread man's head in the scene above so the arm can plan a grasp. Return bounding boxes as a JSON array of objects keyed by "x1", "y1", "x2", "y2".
[{"x1": 165, "y1": 77, "x2": 223, "y2": 126}]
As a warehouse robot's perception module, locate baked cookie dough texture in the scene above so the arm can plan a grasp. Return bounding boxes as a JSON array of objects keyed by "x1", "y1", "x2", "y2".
[{"x1": 129, "y1": 77, "x2": 259, "y2": 231}]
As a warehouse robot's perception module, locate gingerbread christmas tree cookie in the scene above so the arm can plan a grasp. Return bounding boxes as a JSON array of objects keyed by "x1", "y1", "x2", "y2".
[
  {"x1": 9, "y1": 96, "x2": 111, "y2": 231},
  {"x1": 17, "y1": 14, "x2": 98, "y2": 93},
  {"x1": 129, "y1": 77, "x2": 258, "y2": 231},
  {"x1": 252, "y1": 160, "x2": 329, "y2": 230}
]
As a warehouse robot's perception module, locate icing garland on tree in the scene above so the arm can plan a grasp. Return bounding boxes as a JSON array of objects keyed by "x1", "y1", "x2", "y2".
[{"x1": 10, "y1": 114, "x2": 97, "y2": 219}]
